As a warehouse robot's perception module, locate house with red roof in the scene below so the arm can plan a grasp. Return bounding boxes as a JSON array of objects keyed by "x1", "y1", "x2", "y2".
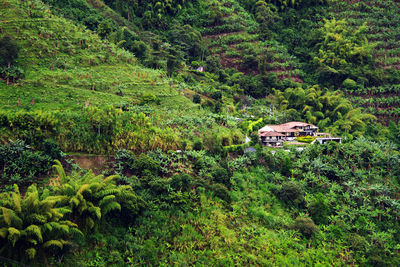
[{"x1": 258, "y1": 122, "x2": 319, "y2": 146}]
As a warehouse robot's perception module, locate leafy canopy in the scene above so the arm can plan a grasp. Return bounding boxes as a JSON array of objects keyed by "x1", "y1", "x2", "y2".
[{"x1": 312, "y1": 18, "x2": 380, "y2": 87}]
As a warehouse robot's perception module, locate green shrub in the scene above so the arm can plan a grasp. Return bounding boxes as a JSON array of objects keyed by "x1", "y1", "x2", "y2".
[
  {"x1": 211, "y1": 91, "x2": 222, "y2": 100},
  {"x1": 223, "y1": 143, "x2": 247, "y2": 153},
  {"x1": 0, "y1": 36, "x2": 19, "y2": 67},
  {"x1": 193, "y1": 159, "x2": 206, "y2": 174},
  {"x1": 0, "y1": 65, "x2": 25, "y2": 82},
  {"x1": 211, "y1": 183, "x2": 231, "y2": 203},
  {"x1": 205, "y1": 55, "x2": 221, "y2": 73},
  {"x1": 347, "y1": 233, "x2": 368, "y2": 252},
  {"x1": 276, "y1": 181, "x2": 305, "y2": 208},
  {"x1": 211, "y1": 167, "x2": 230, "y2": 187},
  {"x1": 136, "y1": 154, "x2": 161, "y2": 176},
  {"x1": 308, "y1": 193, "x2": 330, "y2": 225},
  {"x1": 295, "y1": 136, "x2": 316, "y2": 144},
  {"x1": 115, "y1": 150, "x2": 160, "y2": 178},
  {"x1": 148, "y1": 178, "x2": 170, "y2": 194},
  {"x1": 291, "y1": 217, "x2": 319, "y2": 238},
  {"x1": 140, "y1": 93, "x2": 159, "y2": 105},
  {"x1": 170, "y1": 173, "x2": 192, "y2": 192},
  {"x1": 280, "y1": 155, "x2": 292, "y2": 176},
  {"x1": 342, "y1": 78, "x2": 357, "y2": 90},
  {"x1": 191, "y1": 61, "x2": 201, "y2": 68},
  {"x1": 40, "y1": 139, "x2": 63, "y2": 160},
  {"x1": 0, "y1": 140, "x2": 53, "y2": 185},
  {"x1": 193, "y1": 140, "x2": 203, "y2": 151},
  {"x1": 193, "y1": 94, "x2": 201, "y2": 104}
]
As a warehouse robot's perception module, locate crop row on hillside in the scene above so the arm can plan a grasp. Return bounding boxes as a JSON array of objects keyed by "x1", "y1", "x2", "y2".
[
  {"x1": 200, "y1": 0, "x2": 303, "y2": 82},
  {"x1": 328, "y1": 0, "x2": 400, "y2": 123}
]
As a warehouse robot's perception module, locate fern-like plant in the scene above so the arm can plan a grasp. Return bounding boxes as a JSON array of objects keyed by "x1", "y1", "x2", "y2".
[
  {"x1": 52, "y1": 160, "x2": 145, "y2": 231},
  {"x1": 0, "y1": 184, "x2": 82, "y2": 263}
]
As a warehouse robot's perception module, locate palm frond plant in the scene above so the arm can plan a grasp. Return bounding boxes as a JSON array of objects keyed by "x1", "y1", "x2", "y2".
[
  {"x1": 52, "y1": 160, "x2": 145, "y2": 232},
  {"x1": 0, "y1": 184, "x2": 82, "y2": 263}
]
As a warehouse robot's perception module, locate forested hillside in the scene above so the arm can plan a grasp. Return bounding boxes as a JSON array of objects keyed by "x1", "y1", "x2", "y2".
[{"x1": 0, "y1": 0, "x2": 400, "y2": 265}]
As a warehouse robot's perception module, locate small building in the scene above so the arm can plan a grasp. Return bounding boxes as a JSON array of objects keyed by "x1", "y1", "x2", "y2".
[
  {"x1": 258, "y1": 121, "x2": 318, "y2": 146},
  {"x1": 312, "y1": 137, "x2": 342, "y2": 145},
  {"x1": 259, "y1": 131, "x2": 285, "y2": 147}
]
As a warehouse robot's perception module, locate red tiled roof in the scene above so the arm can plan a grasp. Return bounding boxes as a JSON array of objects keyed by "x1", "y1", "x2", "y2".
[
  {"x1": 259, "y1": 132, "x2": 285, "y2": 137},
  {"x1": 258, "y1": 121, "x2": 318, "y2": 136},
  {"x1": 269, "y1": 126, "x2": 299, "y2": 132},
  {"x1": 279, "y1": 121, "x2": 317, "y2": 129}
]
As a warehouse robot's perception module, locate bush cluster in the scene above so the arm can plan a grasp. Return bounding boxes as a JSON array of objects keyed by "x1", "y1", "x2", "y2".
[{"x1": 0, "y1": 140, "x2": 61, "y2": 186}]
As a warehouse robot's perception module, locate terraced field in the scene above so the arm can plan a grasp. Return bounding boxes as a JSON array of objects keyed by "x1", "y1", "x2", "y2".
[
  {"x1": 0, "y1": 0, "x2": 195, "y2": 112},
  {"x1": 201, "y1": 0, "x2": 303, "y2": 82},
  {"x1": 330, "y1": 0, "x2": 400, "y2": 123}
]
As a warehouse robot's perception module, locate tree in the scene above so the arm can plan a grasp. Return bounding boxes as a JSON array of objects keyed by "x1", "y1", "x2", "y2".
[
  {"x1": 0, "y1": 36, "x2": 22, "y2": 85},
  {"x1": 330, "y1": 108, "x2": 376, "y2": 138},
  {"x1": 308, "y1": 192, "x2": 330, "y2": 224},
  {"x1": 255, "y1": 1, "x2": 279, "y2": 40},
  {"x1": 96, "y1": 21, "x2": 113, "y2": 39},
  {"x1": 277, "y1": 181, "x2": 305, "y2": 208},
  {"x1": 132, "y1": 40, "x2": 149, "y2": 61},
  {"x1": 168, "y1": 24, "x2": 203, "y2": 62},
  {"x1": 205, "y1": 55, "x2": 222, "y2": 73},
  {"x1": 211, "y1": 90, "x2": 222, "y2": 100},
  {"x1": 291, "y1": 217, "x2": 319, "y2": 238},
  {"x1": 165, "y1": 44, "x2": 184, "y2": 76},
  {"x1": 312, "y1": 19, "x2": 379, "y2": 87},
  {"x1": 265, "y1": 0, "x2": 328, "y2": 10},
  {"x1": 208, "y1": 2, "x2": 224, "y2": 25},
  {"x1": 0, "y1": 36, "x2": 19, "y2": 67}
]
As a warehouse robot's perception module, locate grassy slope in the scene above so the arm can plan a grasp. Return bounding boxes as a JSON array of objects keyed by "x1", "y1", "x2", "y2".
[
  {"x1": 0, "y1": 0, "x2": 248, "y2": 155},
  {"x1": 0, "y1": 0, "x2": 196, "y2": 112}
]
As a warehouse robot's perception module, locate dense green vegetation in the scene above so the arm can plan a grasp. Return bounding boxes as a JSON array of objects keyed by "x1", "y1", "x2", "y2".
[
  {"x1": 1, "y1": 0, "x2": 400, "y2": 265},
  {"x1": 1, "y1": 140, "x2": 400, "y2": 265},
  {"x1": 330, "y1": 0, "x2": 400, "y2": 122},
  {"x1": 269, "y1": 0, "x2": 400, "y2": 122}
]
